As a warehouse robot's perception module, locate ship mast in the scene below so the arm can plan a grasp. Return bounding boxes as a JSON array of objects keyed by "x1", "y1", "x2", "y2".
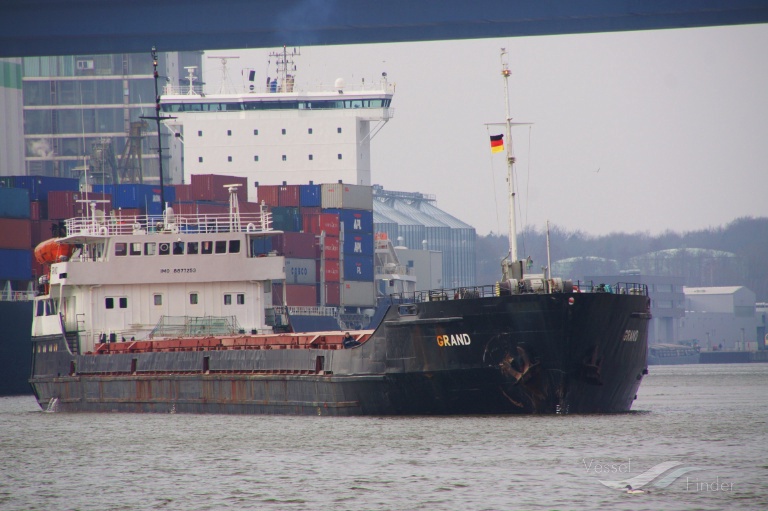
[{"x1": 501, "y1": 48, "x2": 518, "y2": 263}]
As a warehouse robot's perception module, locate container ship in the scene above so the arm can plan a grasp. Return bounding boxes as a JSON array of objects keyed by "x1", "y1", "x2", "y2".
[{"x1": 26, "y1": 49, "x2": 651, "y2": 415}]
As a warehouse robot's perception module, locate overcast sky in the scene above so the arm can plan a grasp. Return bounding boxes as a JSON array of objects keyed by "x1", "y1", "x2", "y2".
[{"x1": 204, "y1": 23, "x2": 768, "y2": 237}]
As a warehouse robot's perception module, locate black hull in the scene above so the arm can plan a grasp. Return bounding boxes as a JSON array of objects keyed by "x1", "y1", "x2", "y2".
[{"x1": 30, "y1": 292, "x2": 650, "y2": 415}]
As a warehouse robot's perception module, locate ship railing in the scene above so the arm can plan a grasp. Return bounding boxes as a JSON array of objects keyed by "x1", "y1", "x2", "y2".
[
  {"x1": 388, "y1": 281, "x2": 649, "y2": 303},
  {"x1": 573, "y1": 280, "x2": 648, "y2": 296},
  {"x1": 65, "y1": 211, "x2": 274, "y2": 237},
  {"x1": 275, "y1": 306, "x2": 339, "y2": 317},
  {"x1": 162, "y1": 81, "x2": 395, "y2": 97},
  {"x1": 388, "y1": 285, "x2": 498, "y2": 304},
  {"x1": 375, "y1": 265, "x2": 415, "y2": 276},
  {"x1": 0, "y1": 289, "x2": 36, "y2": 301}
]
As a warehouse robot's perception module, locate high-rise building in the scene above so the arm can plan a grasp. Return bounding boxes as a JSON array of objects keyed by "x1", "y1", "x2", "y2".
[
  {"x1": 0, "y1": 58, "x2": 24, "y2": 176},
  {"x1": 20, "y1": 51, "x2": 202, "y2": 186}
]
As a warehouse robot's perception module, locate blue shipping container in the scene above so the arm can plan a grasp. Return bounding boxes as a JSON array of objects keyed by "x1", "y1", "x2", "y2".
[
  {"x1": 342, "y1": 254, "x2": 374, "y2": 282},
  {"x1": 342, "y1": 232, "x2": 373, "y2": 256},
  {"x1": 323, "y1": 209, "x2": 373, "y2": 233},
  {"x1": 0, "y1": 248, "x2": 32, "y2": 281},
  {"x1": 12, "y1": 176, "x2": 79, "y2": 201},
  {"x1": 0, "y1": 188, "x2": 30, "y2": 219},
  {"x1": 94, "y1": 184, "x2": 176, "y2": 212},
  {"x1": 299, "y1": 184, "x2": 321, "y2": 207}
]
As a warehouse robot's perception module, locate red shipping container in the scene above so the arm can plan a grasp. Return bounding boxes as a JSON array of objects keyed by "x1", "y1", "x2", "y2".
[
  {"x1": 173, "y1": 202, "x2": 228, "y2": 215},
  {"x1": 48, "y1": 191, "x2": 112, "y2": 219},
  {"x1": 175, "y1": 184, "x2": 195, "y2": 201},
  {"x1": 0, "y1": 218, "x2": 32, "y2": 249},
  {"x1": 278, "y1": 185, "x2": 301, "y2": 207},
  {"x1": 299, "y1": 206, "x2": 321, "y2": 216},
  {"x1": 322, "y1": 282, "x2": 340, "y2": 306},
  {"x1": 255, "y1": 185, "x2": 280, "y2": 207},
  {"x1": 321, "y1": 282, "x2": 341, "y2": 306},
  {"x1": 32, "y1": 220, "x2": 56, "y2": 247},
  {"x1": 190, "y1": 174, "x2": 247, "y2": 202},
  {"x1": 316, "y1": 236, "x2": 339, "y2": 259},
  {"x1": 114, "y1": 208, "x2": 143, "y2": 218},
  {"x1": 275, "y1": 232, "x2": 317, "y2": 258},
  {"x1": 285, "y1": 284, "x2": 318, "y2": 306},
  {"x1": 316, "y1": 259, "x2": 340, "y2": 282},
  {"x1": 238, "y1": 201, "x2": 264, "y2": 214},
  {"x1": 29, "y1": 201, "x2": 48, "y2": 221},
  {"x1": 303, "y1": 213, "x2": 340, "y2": 236}
]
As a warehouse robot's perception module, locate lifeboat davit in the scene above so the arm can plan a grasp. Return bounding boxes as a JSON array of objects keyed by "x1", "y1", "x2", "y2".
[{"x1": 34, "y1": 238, "x2": 74, "y2": 265}]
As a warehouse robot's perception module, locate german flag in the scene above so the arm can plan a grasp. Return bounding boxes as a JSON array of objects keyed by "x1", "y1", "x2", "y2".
[{"x1": 490, "y1": 134, "x2": 504, "y2": 153}]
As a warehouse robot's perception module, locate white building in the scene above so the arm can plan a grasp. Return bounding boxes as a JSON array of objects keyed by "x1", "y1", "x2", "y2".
[{"x1": 680, "y1": 286, "x2": 758, "y2": 350}]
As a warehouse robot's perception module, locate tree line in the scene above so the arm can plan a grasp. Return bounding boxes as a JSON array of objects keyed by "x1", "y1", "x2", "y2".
[{"x1": 476, "y1": 216, "x2": 768, "y2": 301}]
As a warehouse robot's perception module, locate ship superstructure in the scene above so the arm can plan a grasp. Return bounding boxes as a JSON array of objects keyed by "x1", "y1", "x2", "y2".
[
  {"x1": 161, "y1": 48, "x2": 394, "y2": 198},
  {"x1": 32, "y1": 186, "x2": 284, "y2": 354}
]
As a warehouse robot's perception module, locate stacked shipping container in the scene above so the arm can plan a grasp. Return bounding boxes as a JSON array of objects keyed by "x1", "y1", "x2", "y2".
[
  {"x1": 1, "y1": 177, "x2": 80, "y2": 285},
  {"x1": 257, "y1": 182, "x2": 375, "y2": 308},
  {"x1": 0, "y1": 188, "x2": 33, "y2": 283}
]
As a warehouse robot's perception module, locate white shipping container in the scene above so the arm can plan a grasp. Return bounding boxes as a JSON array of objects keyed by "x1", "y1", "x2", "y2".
[
  {"x1": 321, "y1": 183, "x2": 373, "y2": 211},
  {"x1": 342, "y1": 281, "x2": 375, "y2": 307},
  {"x1": 284, "y1": 258, "x2": 317, "y2": 285}
]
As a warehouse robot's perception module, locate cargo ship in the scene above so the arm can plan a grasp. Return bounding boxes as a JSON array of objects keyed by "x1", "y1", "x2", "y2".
[{"x1": 28, "y1": 49, "x2": 651, "y2": 415}]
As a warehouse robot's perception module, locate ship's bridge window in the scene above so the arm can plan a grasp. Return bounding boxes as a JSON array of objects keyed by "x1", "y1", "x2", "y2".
[
  {"x1": 106, "y1": 298, "x2": 114, "y2": 309},
  {"x1": 119, "y1": 298, "x2": 128, "y2": 309},
  {"x1": 237, "y1": 294, "x2": 245, "y2": 305},
  {"x1": 187, "y1": 242, "x2": 199, "y2": 255},
  {"x1": 45, "y1": 299, "x2": 57, "y2": 316},
  {"x1": 201, "y1": 241, "x2": 213, "y2": 255},
  {"x1": 190, "y1": 293, "x2": 199, "y2": 305},
  {"x1": 215, "y1": 240, "x2": 227, "y2": 254},
  {"x1": 144, "y1": 242, "x2": 156, "y2": 255},
  {"x1": 36, "y1": 300, "x2": 44, "y2": 317},
  {"x1": 228, "y1": 240, "x2": 241, "y2": 253},
  {"x1": 130, "y1": 243, "x2": 141, "y2": 256},
  {"x1": 224, "y1": 294, "x2": 232, "y2": 305},
  {"x1": 154, "y1": 294, "x2": 162, "y2": 306},
  {"x1": 114, "y1": 242, "x2": 127, "y2": 256},
  {"x1": 173, "y1": 241, "x2": 184, "y2": 255},
  {"x1": 159, "y1": 243, "x2": 171, "y2": 255}
]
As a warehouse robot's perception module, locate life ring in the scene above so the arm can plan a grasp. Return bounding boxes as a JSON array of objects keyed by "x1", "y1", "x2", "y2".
[
  {"x1": 159, "y1": 243, "x2": 169, "y2": 252},
  {"x1": 246, "y1": 223, "x2": 256, "y2": 233},
  {"x1": 98, "y1": 226, "x2": 108, "y2": 235}
]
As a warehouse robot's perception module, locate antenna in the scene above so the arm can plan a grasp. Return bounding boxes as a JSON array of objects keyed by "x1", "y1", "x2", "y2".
[
  {"x1": 140, "y1": 47, "x2": 176, "y2": 211},
  {"x1": 267, "y1": 46, "x2": 300, "y2": 93},
  {"x1": 207, "y1": 56, "x2": 239, "y2": 94},
  {"x1": 500, "y1": 48, "x2": 518, "y2": 263},
  {"x1": 183, "y1": 66, "x2": 197, "y2": 95}
]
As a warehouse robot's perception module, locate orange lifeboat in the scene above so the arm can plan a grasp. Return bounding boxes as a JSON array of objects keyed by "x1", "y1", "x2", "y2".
[{"x1": 34, "y1": 238, "x2": 74, "y2": 265}]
